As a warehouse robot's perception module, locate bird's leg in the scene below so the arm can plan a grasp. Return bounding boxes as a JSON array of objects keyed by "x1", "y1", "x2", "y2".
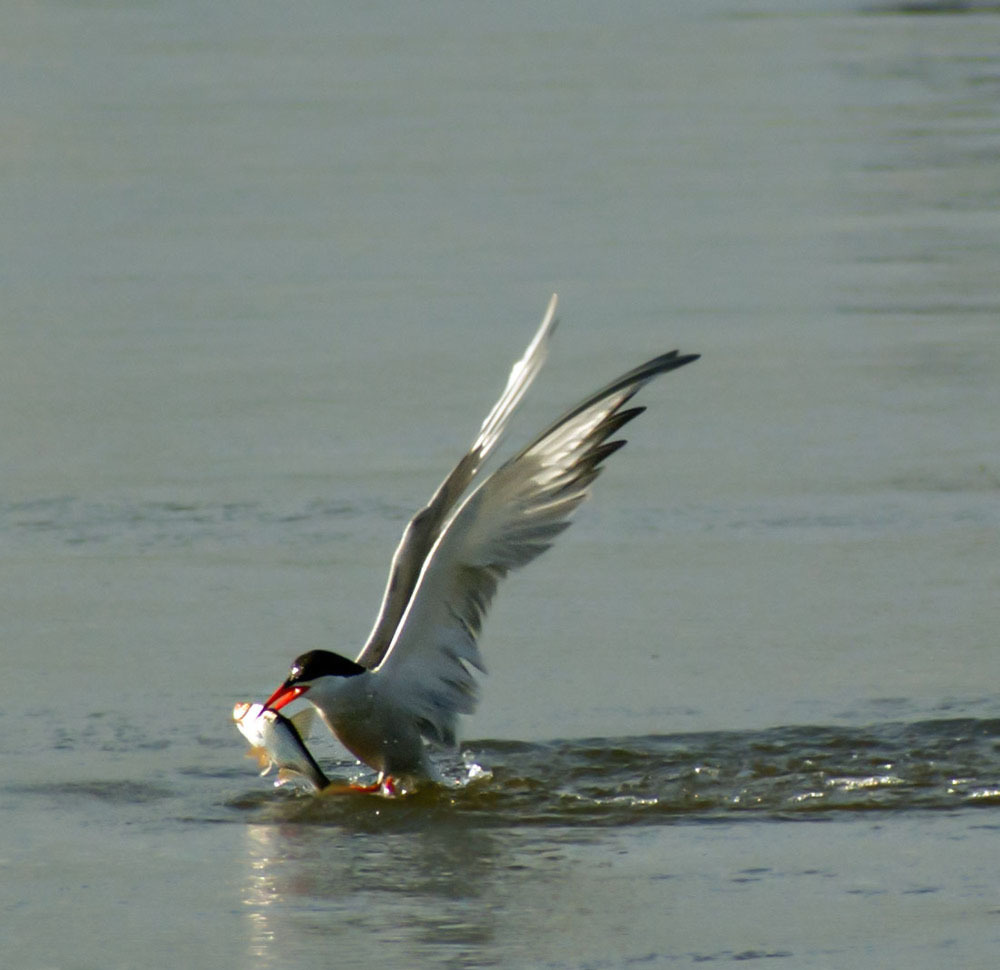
[
  {"x1": 347, "y1": 772, "x2": 398, "y2": 795},
  {"x1": 348, "y1": 779, "x2": 382, "y2": 793}
]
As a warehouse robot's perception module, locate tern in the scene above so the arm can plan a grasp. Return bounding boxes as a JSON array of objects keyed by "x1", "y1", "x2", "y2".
[{"x1": 263, "y1": 295, "x2": 698, "y2": 792}]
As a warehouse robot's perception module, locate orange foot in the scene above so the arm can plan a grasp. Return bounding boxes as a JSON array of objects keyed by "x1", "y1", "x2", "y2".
[{"x1": 348, "y1": 775, "x2": 398, "y2": 796}]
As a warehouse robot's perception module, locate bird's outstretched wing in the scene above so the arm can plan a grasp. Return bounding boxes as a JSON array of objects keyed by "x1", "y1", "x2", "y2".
[
  {"x1": 371, "y1": 348, "x2": 699, "y2": 745},
  {"x1": 354, "y1": 295, "x2": 559, "y2": 670}
]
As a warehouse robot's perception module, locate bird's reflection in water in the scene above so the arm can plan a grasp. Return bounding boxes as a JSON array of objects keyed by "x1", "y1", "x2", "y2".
[{"x1": 240, "y1": 794, "x2": 519, "y2": 967}]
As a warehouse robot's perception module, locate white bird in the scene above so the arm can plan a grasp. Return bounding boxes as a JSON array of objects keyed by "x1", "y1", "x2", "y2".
[{"x1": 262, "y1": 295, "x2": 698, "y2": 792}]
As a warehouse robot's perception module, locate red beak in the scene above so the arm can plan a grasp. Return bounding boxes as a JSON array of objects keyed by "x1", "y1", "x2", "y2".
[{"x1": 263, "y1": 683, "x2": 308, "y2": 712}]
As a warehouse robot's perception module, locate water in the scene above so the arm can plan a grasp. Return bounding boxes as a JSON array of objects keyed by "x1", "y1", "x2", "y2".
[{"x1": 3, "y1": 1, "x2": 1000, "y2": 967}]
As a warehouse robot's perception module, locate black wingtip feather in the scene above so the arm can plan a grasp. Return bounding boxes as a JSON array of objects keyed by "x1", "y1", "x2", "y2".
[
  {"x1": 521, "y1": 350, "x2": 698, "y2": 455},
  {"x1": 598, "y1": 406, "x2": 646, "y2": 442},
  {"x1": 588, "y1": 437, "x2": 629, "y2": 468}
]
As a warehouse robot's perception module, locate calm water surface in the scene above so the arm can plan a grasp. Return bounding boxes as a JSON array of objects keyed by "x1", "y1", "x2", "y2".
[{"x1": 3, "y1": 2, "x2": 999, "y2": 968}]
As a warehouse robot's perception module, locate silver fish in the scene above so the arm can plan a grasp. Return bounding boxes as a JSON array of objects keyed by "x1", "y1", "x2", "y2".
[{"x1": 233, "y1": 701, "x2": 330, "y2": 791}]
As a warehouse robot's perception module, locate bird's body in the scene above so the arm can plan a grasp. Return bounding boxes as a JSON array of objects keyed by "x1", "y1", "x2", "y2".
[
  {"x1": 301, "y1": 666, "x2": 432, "y2": 782},
  {"x1": 262, "y1": 295, "x2": 698, "y2": 790}
]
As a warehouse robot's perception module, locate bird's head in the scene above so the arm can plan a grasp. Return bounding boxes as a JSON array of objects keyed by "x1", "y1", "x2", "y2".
[{"x1": 263, "y1": 649, "x2": 367, "y2": 712}]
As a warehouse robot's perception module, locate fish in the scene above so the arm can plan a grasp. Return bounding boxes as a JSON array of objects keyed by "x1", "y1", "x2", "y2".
[{"x1": 233, "y1": 701, "x2": 330, "y2": 791}]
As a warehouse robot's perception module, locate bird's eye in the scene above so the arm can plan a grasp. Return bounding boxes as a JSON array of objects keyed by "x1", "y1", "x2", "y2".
[{"x1": 290, "y1": 665, "x2": 302, "y2": 681}]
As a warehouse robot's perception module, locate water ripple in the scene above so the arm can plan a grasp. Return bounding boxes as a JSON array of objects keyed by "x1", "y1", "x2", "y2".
[
  {"x1": 3, "y1": 490, "x2": 997, "y2": 557},
  {"x1": 13, "y1": 714, "x2": 998, "y2": 828},
  {"x1": 0, "y1": 495, "x2": 398, "y2": 550}
]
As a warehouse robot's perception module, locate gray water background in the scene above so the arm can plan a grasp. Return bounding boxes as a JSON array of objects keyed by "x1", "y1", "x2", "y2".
[{"x1": 2, "y1": 1, "x2": 999, "y2": 967}]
